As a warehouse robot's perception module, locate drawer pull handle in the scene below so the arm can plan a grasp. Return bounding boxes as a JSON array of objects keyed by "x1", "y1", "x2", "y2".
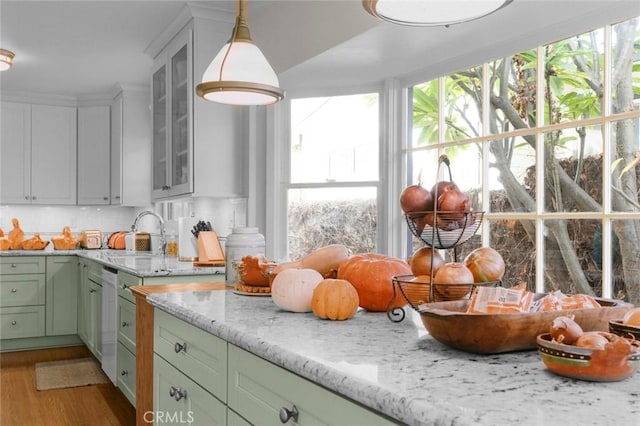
[
  {"x1": 121, "y1": 370, "x2": 128, "y2": 377},
  {"x1": 11, "y1": 321, "x2": 17, "y2": 326},
  {"x1": 121, "y1": 321, "x2": 129, "y2": 328},
  {"x1": 279, "y1": 405, "x2": 299, "y2": 423},
  {"x1": 11, "y1": 288, "x2": 17, "y2": 293},
  {"x1": 89, "y1": 289, "x2": 96, "y2": 293},
  {"x1": 121, "y1": 284, "x2": 130, "y2": 290},
  {"x1": 169, "y1": 386, "x2": 187, "y2": 401},
  {"x1": 11, "y1": 263, "x2": 17, "y2": 268},
  {"x1": 174, "y1": 342, "x2": 187, "y2": 353}
]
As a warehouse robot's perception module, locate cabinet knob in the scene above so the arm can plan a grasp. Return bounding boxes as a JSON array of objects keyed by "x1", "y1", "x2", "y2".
[
  {"x1": 115, "y1": 196, "x2": 121, "y2": 200},
  {"x1": 25, "y1": 195, "x2": 30, "y2": 200},
  {"x1": 169, "y1": 386, "x2": 187, "y2": 401},
  {"x1": 120, "y1": 284, "x2": 129, "y2": 290},
  {"x1": 11, "y1": 263, "x2": 17, "y2": 268},
  {"x1": 103, "y1": 196, "x2": 109, "y2": 201},
  {"x1": 11, "y1": 321, "x2": 17, "y2": 326},
  {"x1": 121, "y1": 321, "x2": 129, "y2": 328},
  {"x1": 11, "y1": 288, "x2": 17, "y2": 293},
  {"x1": 279, "y1": 405, "x2": 299, "y2": 423},
  {"x1": 89, "y1": 289, "x2": 96, "y2": 293},
  {"x1": 32, "y1": 195, "x2": 37, "y2": 200},
  {"x1": 121, "y1": 370, "x2": 128, "y2": 377},
  {"x1": 174, "y1": 342, "x2": 187, "y2": 353}
]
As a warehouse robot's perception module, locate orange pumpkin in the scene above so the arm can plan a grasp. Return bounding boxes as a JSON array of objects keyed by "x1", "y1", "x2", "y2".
[
  {"x1": 337, "y1": 253, "x2": 411, "y2": 312},
  {"x1": 311, "y1": 279, "x2": 359, "y2": 321}
]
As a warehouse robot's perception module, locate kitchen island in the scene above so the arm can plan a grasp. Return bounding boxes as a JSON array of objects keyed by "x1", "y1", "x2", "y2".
[{"x1": 148, "y1": 289, "x2": 639, "y2": 426}]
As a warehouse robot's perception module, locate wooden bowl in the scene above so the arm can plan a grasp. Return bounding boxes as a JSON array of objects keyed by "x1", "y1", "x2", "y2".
[
  {"x1": 537, "y1": 333, "x2": 640, "y2": 381},
  {"x1": 609, "y1": 320, "x2": 640, "y2": 340},
  {"x1": 419, "y1": 297, "x2": 634, "y2": 354}
]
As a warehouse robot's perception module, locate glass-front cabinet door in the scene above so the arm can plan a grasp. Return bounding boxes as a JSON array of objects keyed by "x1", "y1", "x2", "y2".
[
  {"x1": 152, "y1": 63, "x2": 168, "y2": 195},
  {"x1": 170, "y1": 44, "x2": 190, "y2": 192},
  {"x1": 151, "y1": 28, "x2": 193, "y2": 199}
]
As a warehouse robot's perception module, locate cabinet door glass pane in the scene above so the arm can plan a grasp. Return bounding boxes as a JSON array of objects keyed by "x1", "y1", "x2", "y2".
[
  {"x1": 171, "y1": 45, "x2": 189, "y2": 187},
  {"x1": 153, "y1": 65, "x2": 167, "y2": 191}
]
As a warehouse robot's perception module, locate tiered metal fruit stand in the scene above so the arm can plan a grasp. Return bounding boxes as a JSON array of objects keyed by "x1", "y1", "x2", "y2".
[{"x1": 387, "y1": 155, "x2": 498, "y2": 322}]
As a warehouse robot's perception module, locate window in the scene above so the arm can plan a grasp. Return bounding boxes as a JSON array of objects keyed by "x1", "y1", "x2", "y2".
[
  {"x1": 284, "y1": 93, "x2": 381, "y2": 260},
  {"x1": 405, "y1": 17, "x2": 640, "y2": 304}
]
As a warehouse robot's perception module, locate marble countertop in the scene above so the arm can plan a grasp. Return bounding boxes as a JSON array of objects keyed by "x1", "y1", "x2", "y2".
[
  {"x1": 0, "y1": 249, "x2": 224, "y2": 278},
  {"x1": 148, "y1": 289, "x2": 639, "y2": 426}
]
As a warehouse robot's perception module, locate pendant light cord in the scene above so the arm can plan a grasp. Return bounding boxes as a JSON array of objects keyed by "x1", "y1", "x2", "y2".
[{"x1": 218, "y1": 0, "x2": 244, "y2": 82}]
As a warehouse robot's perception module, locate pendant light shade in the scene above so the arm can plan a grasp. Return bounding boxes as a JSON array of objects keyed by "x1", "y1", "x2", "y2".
[
  {"x1": 0, "y1": 49, "x2": 15, "y2": 71},
  {"x1": 196, "y1": 0, "x2": 284, "y2": 106},
  {"x1": 362, "y1": 0, "x2": 513, "y2": 27}
]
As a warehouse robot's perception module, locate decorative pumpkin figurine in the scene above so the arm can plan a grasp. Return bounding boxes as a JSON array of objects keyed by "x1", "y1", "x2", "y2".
[
  {"x1": 337, "y1": 253, "x2": 411, "y2": 312},
  {"x1": 8, "y1": 217, "x2": 24, "y2": 250},
  {"x1": 311, "y1": 279, "x2": 359, "y2": 321},
  {"x1": 51, "y1": 226, "x2": 79, "y2": 250},
  {"x1": 271, "y1": 268, "x2": 324, "y2": 313}
]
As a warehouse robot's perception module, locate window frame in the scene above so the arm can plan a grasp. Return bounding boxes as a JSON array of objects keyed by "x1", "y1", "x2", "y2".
[
  {"x1": 398, "y1": 20, "x2": 640, "y2": 298},
  {"x1": 266, "y1": 84, "x2": 391, "y2": 261}
]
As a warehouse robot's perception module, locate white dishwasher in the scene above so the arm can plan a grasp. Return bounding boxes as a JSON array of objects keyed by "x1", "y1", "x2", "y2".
[{"x1": 101, "y1": 266, "x2": 118, "y2": 384}]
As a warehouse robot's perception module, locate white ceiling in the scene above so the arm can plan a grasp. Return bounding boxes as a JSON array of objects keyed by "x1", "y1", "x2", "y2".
[{"x1": 1, "y1": 1, "x2": 639, "y2": 100}]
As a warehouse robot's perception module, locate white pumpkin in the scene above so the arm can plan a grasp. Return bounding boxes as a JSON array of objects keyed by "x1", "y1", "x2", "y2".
[{"x1": 271, "y1": 268, "x2": 324, "y2": 313}]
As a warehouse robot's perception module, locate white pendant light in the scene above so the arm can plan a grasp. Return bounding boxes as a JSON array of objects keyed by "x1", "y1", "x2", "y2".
[
  {"x1": 0, "y1": 49, "x2": 15, "y2": 71},
  {"x1": 363, "y1": 0, "x2": 513, "y2": 27},
  {"x1": 196, "y1": 0, "x2": 284, "y2": 106}
]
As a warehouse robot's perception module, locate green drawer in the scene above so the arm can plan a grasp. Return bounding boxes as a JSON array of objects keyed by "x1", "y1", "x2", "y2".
[
  {"x1": 0, "y1": 274, "x2": 46, "y2": 307},
  {"x1": 118, "y1": 296, "x2": 136, "y2": 354},
  {"x1": 154, "y1": 309, "x2": 227, "y2": 403},
  {"x1": 228, "y1": 345, "x2": 395, "y2": 426},
  {"x1": 117, "y1": 342, "x2": 136, "y2": 407},
  {"x1": 118, "y1": 271, "x2": 140, "y2": 303},
  {"x1": 0, "y1": 257, "x2": 46, "y2": 275},
  {"x1": 0, "y1": 306, "x2": 45, "y2": 339},
  {"x1": 86, "y1": 260, "x2": 103, "y2": 285},
  {"x1": 154, "y1": 354, "x2": 226, "y2": 426}
]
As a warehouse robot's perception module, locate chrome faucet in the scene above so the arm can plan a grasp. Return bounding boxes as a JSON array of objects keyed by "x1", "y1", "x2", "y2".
[{"x1": 131, "y1": 210, "x2": 166, "y2": 255}]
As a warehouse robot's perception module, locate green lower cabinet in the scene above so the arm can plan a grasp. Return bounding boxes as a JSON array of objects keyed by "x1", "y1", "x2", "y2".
[
  {"x1": 227, "y1": 409, "x2": 252, "y2": 426},
  {"x1": 227, "y1": 345, "x2": 396, "y2": 426},
  {"x1": 0, "y1": 306, "x2": 45, "y2": 339},
  {"x1": 117, "y1": 341, "x2": 136, "y2": 406},
  {"x1": 85, "y1": 280, "x2": 102, "y2": 360},
  {"x1": 45, "y1": 256, "x2": 79, "y2": 336},
  {"x1": 153, "y1": 354, "x2": 227, "y2": 426}
]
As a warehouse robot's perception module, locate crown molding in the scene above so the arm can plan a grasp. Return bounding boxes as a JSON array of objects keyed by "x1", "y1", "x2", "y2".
[{"x1": 144, "y1": 2, "x2": 234, "y2": 60}]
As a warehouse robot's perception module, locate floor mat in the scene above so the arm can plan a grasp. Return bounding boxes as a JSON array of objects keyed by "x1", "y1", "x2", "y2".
[{"x1": 35, "y1": 357, "x2": 109, "y2": 391}]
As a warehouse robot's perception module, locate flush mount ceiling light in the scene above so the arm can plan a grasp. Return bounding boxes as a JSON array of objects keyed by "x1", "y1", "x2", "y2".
[
  {"x1": 362, "y1": 0, "x2": 513, "y2": 27},
  {"x1": 0, "y1": 49, "x2": 15, "y2": 71},
  {"x1": 196, "y1": 0, "x2": 284, "y2": 106}
]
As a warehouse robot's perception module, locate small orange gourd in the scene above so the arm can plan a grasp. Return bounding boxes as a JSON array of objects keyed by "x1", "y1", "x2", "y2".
[{"x1": 312, "y1": 279, "x2": 359, "y2": 321}]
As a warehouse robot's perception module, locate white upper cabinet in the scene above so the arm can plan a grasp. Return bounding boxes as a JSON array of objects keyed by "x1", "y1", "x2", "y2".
[
  {"x1": 0, "y1": 102, "x2": 31, "y2": 204},
  {"x1": 151, "y1": 28, "x2": 193, "y2": 199},
  {"x1": 1, "y1": 102, "x2": 77, "y2": 205},
  {"x1": 77, "y1": 105, "x2": 111, "y2": 205},
  {"x1": 111, "y1": 88, "x2": 151, "y2": 206},
  {"x1": 150, "y1": 16, "x2": 246, "y2": 201},
  {"x1": 31, "y1": 105, "x2": 77, "y2": 205}
]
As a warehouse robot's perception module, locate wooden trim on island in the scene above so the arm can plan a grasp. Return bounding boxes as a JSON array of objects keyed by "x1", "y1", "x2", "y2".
[{"x1": 130, "y1": 282, "x2": 227, "y2": 426}]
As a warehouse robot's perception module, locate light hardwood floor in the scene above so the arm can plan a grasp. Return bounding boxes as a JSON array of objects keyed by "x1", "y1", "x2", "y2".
[{"x1": 1, "y1": 345, "x2": 135, "y2": 426}]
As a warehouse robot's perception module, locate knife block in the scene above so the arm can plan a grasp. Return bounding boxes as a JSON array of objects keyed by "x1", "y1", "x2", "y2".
[{"x1": 194, "y1": 231, "x2": 225, "y2": 266}]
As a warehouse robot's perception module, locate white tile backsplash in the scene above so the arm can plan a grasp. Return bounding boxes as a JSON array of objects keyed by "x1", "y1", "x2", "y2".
[
  {"x1": 0, "y1": 205, "x2": 138, "y2": 237},
  {"x1": 0, "y1": 197, "x2": 248, "y2": 240}
]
